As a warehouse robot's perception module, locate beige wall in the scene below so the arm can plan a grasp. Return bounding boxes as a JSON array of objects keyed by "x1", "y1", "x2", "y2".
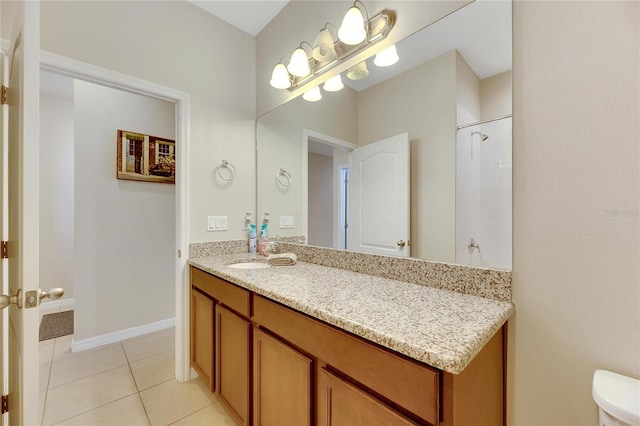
[
  {"x1": 510, "y1": 1, "x2": 639, "y2": 425},
  {"x1": 456, "y1": 51, "x2": 481, "y2": 123},
  {"x1": 74, "y1": 80, "x2": 175, "y2": 340},
  {"x1": 30, "y1": 0, "x2": 256, "y2": 243},
  {"x1": 481, "y1": 70, "x2": 512, "y2": 120}
]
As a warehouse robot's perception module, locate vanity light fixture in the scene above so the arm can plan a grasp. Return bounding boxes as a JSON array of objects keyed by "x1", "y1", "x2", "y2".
[
  {"x1": 312, "y1": 24, "x2": 338, "y2": 63},
  {"x1": 303, "y1": 86, "x2": 322, "y2": 102},
  {"x1": 270, "y1": 60, "x2": 292, "y2": 89},
  {"x1": 374, "y1": 44, "x2": 399, "y2": 67},
  {"x1": 269, "y1": 2, "x2": 395, "y2": 93},
  {"x1": 287, "y1": 42, "x2": 313, "y2": 78},
  {"x1": 323, "y1": 74, "x2": 344, "y2": 92},
  {"x1": 346, "y1": 61, "x2": 369, "y2": 80},
  {"x1": 338, "y1": 1, "x2": 368, "y2": 45}
]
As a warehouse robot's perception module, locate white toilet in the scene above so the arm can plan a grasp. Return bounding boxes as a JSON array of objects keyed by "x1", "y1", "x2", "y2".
[{"x1": 592, "y1": 369, "x2": 640, "y2": 426}]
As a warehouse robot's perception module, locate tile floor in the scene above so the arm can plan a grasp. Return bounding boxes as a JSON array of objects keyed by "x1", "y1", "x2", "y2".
[{"x1": 39, "y1": 317, "x2": 235, "y2": 425}]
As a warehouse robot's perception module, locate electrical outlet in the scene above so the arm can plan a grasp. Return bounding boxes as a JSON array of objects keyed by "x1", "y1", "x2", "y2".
[
  {"x1": 279, "y1": 216, "x2": 294, "y2": 229},
  {"x1": 207, "y1": 216, "x2": 228, "y2": 232}
]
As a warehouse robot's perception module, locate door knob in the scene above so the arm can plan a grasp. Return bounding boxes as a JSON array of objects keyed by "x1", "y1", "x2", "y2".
[
  {"x1": 0, "y1": 289, "x2": 22, "y2": 310},
  {"x1": 23, "y1": 287, "x2": 65, "y2": 309},
  {"x1": 40, "y1": 287, "x2": 64, "y2": 302},
  {"x1": 396, "y1": 240, "x2": 406, "y2": 248}
]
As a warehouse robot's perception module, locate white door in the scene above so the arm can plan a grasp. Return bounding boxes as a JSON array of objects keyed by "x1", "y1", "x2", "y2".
[
  {"x1": 348, "y1": 133, "x2": 410, "y2": 257},
  {"x1": 1, "y1": 2, "x2": 43, "y2": 425}
]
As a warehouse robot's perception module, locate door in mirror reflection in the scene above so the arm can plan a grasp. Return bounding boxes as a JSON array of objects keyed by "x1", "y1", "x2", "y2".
[{"x1": 349, "y1": 133, "x2": 410, "y2": 257}]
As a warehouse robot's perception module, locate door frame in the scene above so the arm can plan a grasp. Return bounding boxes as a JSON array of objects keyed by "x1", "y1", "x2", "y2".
[
  {"x1": 301, "y1": 129, "x2": 356, "y2": 246},
  {"x1": 37, "y1": 50, "x2": 192, "y2": 382}
]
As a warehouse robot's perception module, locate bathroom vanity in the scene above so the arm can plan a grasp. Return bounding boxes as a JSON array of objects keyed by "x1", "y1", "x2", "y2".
[{"x1": 188, "y1": 253, "x2": 513, "y2": 426}]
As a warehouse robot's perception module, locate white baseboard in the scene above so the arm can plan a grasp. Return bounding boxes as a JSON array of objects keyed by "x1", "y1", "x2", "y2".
[
  {"x1": 40, "y1": 298, "x2": 75, "y2": 314},
  {"x1": 71, "y1": 317, "x2": 175, "y2": 353}
]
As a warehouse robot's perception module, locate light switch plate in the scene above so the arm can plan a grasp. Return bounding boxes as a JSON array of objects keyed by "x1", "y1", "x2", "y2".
[
  {"x1": 279, "y1": 216, "x2": 294, "y2": 229},
  {"x1": 207, "y1": 216, "x2": 228, "y2": 232}
]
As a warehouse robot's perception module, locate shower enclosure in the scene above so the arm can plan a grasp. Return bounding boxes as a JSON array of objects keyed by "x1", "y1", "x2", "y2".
[{"x1": 456, "y1": 116, "x2": 512, "y2": 269}]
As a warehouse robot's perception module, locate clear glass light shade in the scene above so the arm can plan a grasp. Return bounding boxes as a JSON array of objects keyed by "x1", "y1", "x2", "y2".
[
  {"x1": 323, "y1": 74, "x2": 344, "y2": 92},
  {"x1": 374, "y1": 44, "x2": 399, "y2": 67},
  {"x1": 312, "y1": 29, "x2": 336, "y2": 62},
  {"x1": 346, "y1": 61, "x2": 369, "y2": 80},
  {"x1": 270, "y1": 63, "x2": 291, "y2": 89},
  {"x1": 288, "y1": 47, "x2": 311, "y2": 78},
  {"x1": 338, "y1": 6, "x2": 366, "y2": 45},
  {"x1": 303, "y1": 86, "x2": 322, "y2": 102}
]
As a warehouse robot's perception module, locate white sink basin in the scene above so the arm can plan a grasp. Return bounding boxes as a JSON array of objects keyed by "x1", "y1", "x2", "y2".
[{"x1": 227, "y1": 262, "x2": 270, "y2": 270}]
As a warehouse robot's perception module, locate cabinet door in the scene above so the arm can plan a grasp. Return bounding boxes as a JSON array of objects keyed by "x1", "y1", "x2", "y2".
[
  {"x1": 253, "y1": 328, "x2": 312, "y2": 426},
  {"x1": 191, "y1": 288, "x2": 214, "y2": 390},
  {"x1": 318, "y1": 368, "x2": 418, "y2": 426},
  {"x1": 217, "y1": 304, "x2": 251, "y2": 426}
]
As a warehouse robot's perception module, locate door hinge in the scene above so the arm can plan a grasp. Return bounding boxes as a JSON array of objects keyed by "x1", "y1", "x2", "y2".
[
  {"x1": 1, "y1": 395, "x2": 8, "y2": 414},
  {"x1": 1, "y1": 241, "x2": 7, "y2": 259},
  {"x1": 1, "y1": 85, "x2": 7, "y2": 105}
]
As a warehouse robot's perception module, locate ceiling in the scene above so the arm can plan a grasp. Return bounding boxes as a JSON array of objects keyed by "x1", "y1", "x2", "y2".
[{"x1": 187, "y1": 1, "x2": 289, "y2": 36}]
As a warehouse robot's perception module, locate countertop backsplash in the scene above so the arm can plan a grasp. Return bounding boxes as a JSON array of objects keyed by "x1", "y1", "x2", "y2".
[{"x1": 189, "y1": 240, "x2": 512, "y2": 302}]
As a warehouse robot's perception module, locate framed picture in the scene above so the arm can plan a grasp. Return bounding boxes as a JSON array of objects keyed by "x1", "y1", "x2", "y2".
[{"x1": 116, "y1": 130, "x2": 175, "y2": 184}]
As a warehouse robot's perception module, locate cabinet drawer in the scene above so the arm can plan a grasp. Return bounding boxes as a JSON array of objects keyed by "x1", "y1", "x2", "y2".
[
  {"x1": 253, "y1": 295, "x2": 439, "y2": 425},
  {"x1": 191, "y1": 267, "x2": 251, "y2": 317}
]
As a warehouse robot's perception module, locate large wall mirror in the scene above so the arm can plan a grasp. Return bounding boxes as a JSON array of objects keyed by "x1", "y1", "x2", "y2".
[{"x1": 257, "y1": 1, "x2": 512, "y2": 270}]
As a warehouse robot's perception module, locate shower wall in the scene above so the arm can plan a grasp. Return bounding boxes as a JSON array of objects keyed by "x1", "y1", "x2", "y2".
[
  {"x1": 455, "y1": 58, "x2": 512, "y2": 270},
  {"x1": 456, "y1": 117, "x2": 512, "y2": 269}
]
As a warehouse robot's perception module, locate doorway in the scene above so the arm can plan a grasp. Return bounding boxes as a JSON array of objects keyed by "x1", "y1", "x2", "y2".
[
  {"x1": 39, "y1": 70, "x2": 177, "y2": 348},
  {"x1": 302, "y1": 130, "x2": 355, "y2": 249},
  {"x1": 39, "y1": 51, "x2": 191, "y2": 382}
]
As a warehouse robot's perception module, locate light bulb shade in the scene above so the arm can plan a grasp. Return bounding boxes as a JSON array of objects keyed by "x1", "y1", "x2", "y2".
[
  {"x1": 346, "y1": 61, "x2": 369, "y2": 80},
  {"x1": 270, "y1": 63, "x2": 291, "y2": 89},
  {"x1": 288, "y1": 47, "x2": 311, "y2": 78},
  {"x1": 312, "y1": 29, "x2": 337, "y2": 62},
  {"x1": 323, "y1": 74, "x2": 344, "y2": 92},
  {"x1": 374, "y1": 44, "x2": 399, "y2": 67},
  {"x1": 303, "y1": 86, "x2": 322, "y2": 102},
  {"x1": 338, "y1": 6, "x2": 366, "y2": 45}
]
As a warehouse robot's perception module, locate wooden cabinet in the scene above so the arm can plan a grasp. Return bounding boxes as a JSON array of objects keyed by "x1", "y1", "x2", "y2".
[
  {"x1": 252, "y1": 295, "x2": 439, "y2": 425},
  {"x1": 253, "y1": 328, "x2": 312, "y2": 426},
  {"x1": 191, "y1": 267, "x2": 253, "y2": 425},
  {"x1": 318, "y1": 368, "x2": 418, "y2": 426},
  {"x1": 189, "y1": 266, "x2": 506, "y2": 426},
  {"x1": 190, "y1": 288, "x2": 214, "y2": 390},
  {"x1": 216, "y1": 304, "x2": 251, "y2": 426}
]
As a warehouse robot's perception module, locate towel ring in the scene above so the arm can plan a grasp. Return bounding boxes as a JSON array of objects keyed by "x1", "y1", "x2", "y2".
[
  {"x1": 215, "y1": 160, "x2": 236, "y2": 182},
  {"x1": 276, "y1": 168, "x2": 292, "y2": 187}
]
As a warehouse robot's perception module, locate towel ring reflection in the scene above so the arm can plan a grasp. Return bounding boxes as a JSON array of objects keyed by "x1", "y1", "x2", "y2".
[
  {"x1": 276, "y1": 168, "x2": 292, "y2": 187},
  {"x1": 215, "y1": 160, "x2": 236, "y2": 182}
]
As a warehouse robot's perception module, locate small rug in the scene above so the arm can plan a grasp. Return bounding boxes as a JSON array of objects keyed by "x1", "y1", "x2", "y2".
[{"x1": 39, "y1": 310, "x2": 74, "y2": 341}]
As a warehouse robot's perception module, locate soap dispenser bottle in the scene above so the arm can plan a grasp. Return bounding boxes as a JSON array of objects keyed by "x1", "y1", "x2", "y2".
[
  {"x1": 248, "y1": 224, "x2": 257, "y2": 253},
  {"x1": 258, "y1": 223, "x2": 268, "y2": 255}
]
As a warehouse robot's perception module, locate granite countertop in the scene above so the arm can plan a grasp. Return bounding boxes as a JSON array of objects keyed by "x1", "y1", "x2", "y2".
[{"x1": 189, "y1": 253, "x2": 514, "y2": 375}]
